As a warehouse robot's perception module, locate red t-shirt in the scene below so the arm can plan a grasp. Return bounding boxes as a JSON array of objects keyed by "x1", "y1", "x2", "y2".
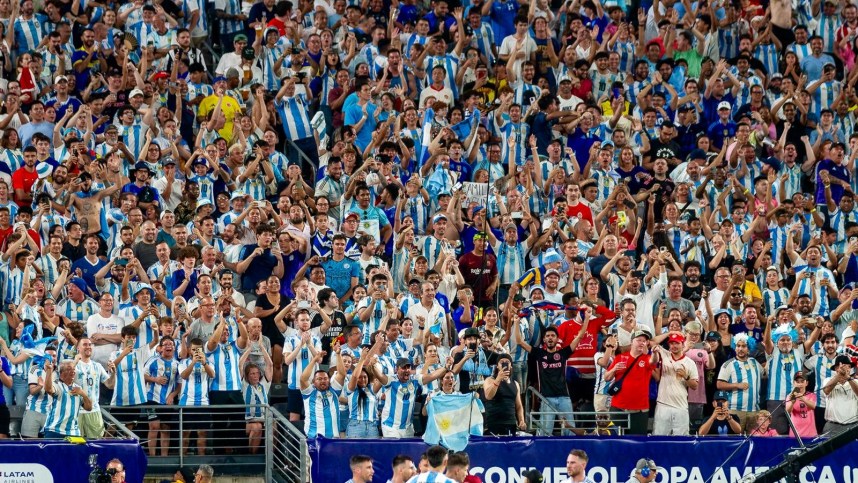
[
  {"x1": 266, "y1": 18, "x2": 286, "y2": 37},
  {"x1": 608, "y1": 352, "x2": 655, "y2": 411},
  {"x1": 11, "y1": 167, "x2": 38, "y2": 207},
  {"x1": 556, "y1": 311, "x2": 614, "y2": 374},
  {"x1": 566, "y1": 202, "x2": 593, "y2": 226}
]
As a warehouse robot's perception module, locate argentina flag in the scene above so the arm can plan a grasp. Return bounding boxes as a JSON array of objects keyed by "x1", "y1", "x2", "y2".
[{"x1": 423, "y1": 394, "x2": 484, "y2": 451}]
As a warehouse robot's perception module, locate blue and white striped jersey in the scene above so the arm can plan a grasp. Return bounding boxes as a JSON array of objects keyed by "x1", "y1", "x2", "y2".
[
  {"x1": 767, "y1": 347, "x2": 804, "y2": 401},
  {"x1": 301, "y1": 378, "x2": 343, "y2": 438},
  {"x1": 110, "y1": 346, "x2": 150, "y2": 406},
  {"x1": 179, "y1": 357, "x2": 214, "y2": 406},
  {"x1": 717, "y1": 357, "x2": 762, "y2": 412},
  {"x1": 243, "y1": 381, "x2": 268, "y2": 419},
  {"x1": 207, "y1": 341, "x2": 243, "y2": 391},
  {"x1": 145, "y1": 355, "x2": 180, "y2": 404},
  {"x1": 344, "y1": 385, "x2": 379, "y2": 422},
  {"x1": 44, "y1": 380, "x2": 85, "y2": 436},
  {"x1": 283, "y1": 333, "x2": 322, "y2": 390},
  {"x1": 380, "y1": 375, "x2": 424, "y2": 430},
  {"x1": 804, "y1": 353, "x2": 838, "y2": 408},
  {"x1": 27, "y1": 365, "x2": 53, "y2": 414},
  {"x1": 74, "y1": 359, "x2": 109, "y2": 413}
]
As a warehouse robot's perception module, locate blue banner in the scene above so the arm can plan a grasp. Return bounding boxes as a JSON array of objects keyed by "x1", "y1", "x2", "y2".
[
  {"x1": 0, "y1": 439, "x2": 147, "y2": 483},
  {"x1": 309, "y1": 436, "x2": 858, "y2": 483}
]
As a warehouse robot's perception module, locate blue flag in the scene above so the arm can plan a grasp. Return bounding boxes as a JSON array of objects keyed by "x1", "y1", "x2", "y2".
[{"x1": 423, "y1": 393, "x2": 484, "y2": 451}]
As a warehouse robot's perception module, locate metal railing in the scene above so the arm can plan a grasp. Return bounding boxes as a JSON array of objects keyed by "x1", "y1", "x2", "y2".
[
  {"x1": 100, "y1": 404, "x2": 308, "y2": 481},
  {"x1": 524, "y1": 387, "x2": 631, "y2": 436},
  {"x1": 268, "y1": 405, "x2": 310, "y2": 483}
]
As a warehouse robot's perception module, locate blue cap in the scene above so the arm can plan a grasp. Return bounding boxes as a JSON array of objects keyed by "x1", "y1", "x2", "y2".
[
  {"x1": 714, "y1": 390, "x2": 729, "y2": 401},
  {"x1": 761, "y1": 156, "x2": 782, "y2": 172},
  {"x1": 68, "y1": 277, "x2": 89, "y2": 296},
  {"x1": 688, "y1": 149, "x2": 707, "y2": 161},
  {"x1": 212, "y1": 76, "x2": 227, "y2": 84}
]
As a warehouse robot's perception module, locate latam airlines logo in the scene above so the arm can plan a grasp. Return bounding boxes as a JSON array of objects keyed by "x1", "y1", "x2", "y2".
[{"x1": 0, "y1": 464, "x2": 53, "y2": 483}]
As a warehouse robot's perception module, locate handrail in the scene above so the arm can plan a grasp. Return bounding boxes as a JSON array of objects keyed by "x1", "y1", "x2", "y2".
[
  {"x1": 100, "y1": 408, "x2": 140, "y2": 439},
  {"x1": 267, "y1": 405, "x2": 309, "y2": 483},
  {"x1": 284, "y1": 137, "x2": 318, "y2": 183},
  {"x1": 524, "y1": 386, "x2": 561, "y2": 431}
]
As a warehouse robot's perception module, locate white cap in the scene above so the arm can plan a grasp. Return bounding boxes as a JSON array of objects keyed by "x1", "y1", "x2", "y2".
[
  {"x1": 717, "y1": 101, "x2": 731, "y2": 111},
  {"x1": 129, "y1": 88, "x2": 144, "y2": 98}
]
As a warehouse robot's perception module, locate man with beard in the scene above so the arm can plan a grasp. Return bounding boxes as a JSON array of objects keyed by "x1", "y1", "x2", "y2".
[
  {"x1": 821, "y1": 355, "x2": 858, "y2": 435},
  {"x1": 681, "y1": 262, "x2": 703, "y2": 306},
  {"x1": 717, "y1": 334, "x2": 762, "y2": 431},
  {"x1": 786, "y1": 245, "x2": 838, "y2": 316},
  {"x1": 652, "y1": 333, "x2": 698, "y2": 435},
  {"x1": 70, "y1": 28, "x2": 104, "y2": 89},
  {"x1": 515, "y1": 320, "x2": 589, "y2": 435},
  {"x1": 11, "y1": 147, "x2": 38, "y2": 207},
  {"x1": 762, "y1": 323, "x2": 805, "y2": 435},
  {"x1": 132, "y1": 221, "x2": 160, "y2": 271},
  {"x1": 284, "y1": 205, "x2": 311, "y2": 242},
  {"x1": 73, "y1": 338, "x2": 116, "y2": 438},
  {"x1": 804, "y1": 333, "x2": 840, "y2": 434},
  {"x1": 66, "y1": 172, "x2": 121, "y2": 236}
]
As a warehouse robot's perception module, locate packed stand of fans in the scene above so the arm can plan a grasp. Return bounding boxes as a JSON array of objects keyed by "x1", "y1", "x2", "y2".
[{"x1": 0, "y1": 0, "x2": 856, "y2": 456}]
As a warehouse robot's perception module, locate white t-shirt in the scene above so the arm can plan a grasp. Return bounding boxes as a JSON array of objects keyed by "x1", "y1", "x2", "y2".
[{"x1": 85, "y1": 313, "x2": 126, "y2": 367}]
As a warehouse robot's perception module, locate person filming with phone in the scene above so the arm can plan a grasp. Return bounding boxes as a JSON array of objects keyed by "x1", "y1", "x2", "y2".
[{"x1": 480, "y1": 353, "x2": 525, "y2": 436}]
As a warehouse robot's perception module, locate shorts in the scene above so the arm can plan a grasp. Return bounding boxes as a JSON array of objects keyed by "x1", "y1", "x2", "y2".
[
  {"x1": 180, "y1": 407, "x2": 210, "y2": 432},
  {"x1": 109, "y1": 405, "x2": 145, "y2": 426},
  {"x1": 0, "y1": 404, "x2": 9, "y2": 436},
  {"x1": 593, "y1": 394, "x2": 611, "y2": 413},
  {"x1": 286, "y1": 389, "x2": 304, "y2": 417},
  {"x1": 78, "y1": 411, "x2": 105, "y2": 439},
  {"x1": 265, "y1": 329, "x2": 285, "y2": 348},
  {"x1": 144, "y1": 402, "x2": 174, "y2": 425},
  {"x1": 20, "y1": 410, "x2": 47, "y2": 438},
  {"x1": 381, "y1": 425, "x2": 414, "y2": 438}
]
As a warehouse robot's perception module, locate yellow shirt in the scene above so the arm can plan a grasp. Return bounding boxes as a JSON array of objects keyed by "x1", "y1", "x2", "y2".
[{"x1": 197, "y1": 94, "x2": 243, "y2": 143}]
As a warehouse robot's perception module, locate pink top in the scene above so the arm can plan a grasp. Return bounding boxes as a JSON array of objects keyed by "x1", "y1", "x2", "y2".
[
  {"x1": 685, "y1": 347, "x2": 709, "y2": 404},
  {"x1": 754, "y1": 428, "x2": 779, "y2": 437},
  {"x1": 788, "y1": 392, "x2": 818, "y2": 438}
]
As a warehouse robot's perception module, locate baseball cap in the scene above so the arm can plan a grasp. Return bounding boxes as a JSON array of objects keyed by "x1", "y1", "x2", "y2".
[
  {"x1": 234, "y1": 33, "x2": 248, "y2": 43},
  {"x1": 433, "y1": 214, "x2": 448, "y2": 223},
  {"x1": 242, "y1": 46, "x2": 256, "y2": 60},
  {"x1": 793, "y1": 371, "x2": 806, "y2": 381},
  {"x1": 668, "y1": 333, "x2": 686, "y2": 344},
  {"x1": 834, "y1": 354, "x2": 855, "y2": 367},
  {"x1": 473, "y1": 232, "x2": 488, "y2": 241},
  {"x1": 545, "y1": 269, "x2": 561, "y2": 278},
  {"x1": 161, "y1": 157, "x2": 177, "y2": 166},
  {"x1": 717, "y1": 101, "x2": 731, "y2": 111},
  {"x1": 714, "y1": 390, "x2": 729, "y2": 401},
  {"x1": 345, "y1": 212, "x2": 360, "y2": 221},
  {"x1": 212, "y1": 76, "x2": 227, "y2": 84},
  {"x1": 463, "y1": 327, "x2": 480, "y2": 338},
  {"x1": 230, "y1": 191, "x2": 247, "y2": 201},
  {"x1": 521, "y1": 469, "x2": 543, "y2": 483},
  {"x1": 705, "y1": 331, "x2": 720, "y2": 340},
  {"x1": 631, "y1": 329, "x2": 652, "y2": 340},
  {"x1": 635, "y1": 459, "x2": 659, "y2": 473},
  {"x1": 196, "y1": 199, "x2": 213, "y2": 210},
  {"x1": 54, "y1": 75, "x2": 68, "y2": 84},
  {"x1": 129, "y1": 88, "x2": 144, "y2": 98},
  {"x1": 395, "y1": 357, "x2": 412, "y2": 368}
]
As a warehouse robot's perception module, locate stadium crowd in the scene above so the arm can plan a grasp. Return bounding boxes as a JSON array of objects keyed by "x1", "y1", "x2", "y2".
[{"x1": 0, "y1": 0, "x2": 855, "y2": 461}]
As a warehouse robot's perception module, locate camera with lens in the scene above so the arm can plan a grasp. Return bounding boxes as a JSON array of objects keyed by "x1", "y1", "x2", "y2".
[{"x1": 88, "y1": 455, "x2": 117, "y2": 483}]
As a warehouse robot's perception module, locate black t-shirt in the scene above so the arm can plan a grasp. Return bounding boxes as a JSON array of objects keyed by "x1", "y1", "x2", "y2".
[
  {"x1": 312, "y1": 309, "x2": 347, "y2": 364},
  {"x1": 682, "y1": 283, "x2": 703, "y2": 305},
  {"x1": 530, "y1": 346, "x2": 574, "y2": 397},
  {"x1": 705, "y1": 415, "x2": 741, "y2": 436}
]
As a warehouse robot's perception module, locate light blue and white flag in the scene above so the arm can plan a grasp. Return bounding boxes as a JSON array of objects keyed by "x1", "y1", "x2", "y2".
[{"x1": 423, "y1": 393, "x2": 484, "y2": 451}]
